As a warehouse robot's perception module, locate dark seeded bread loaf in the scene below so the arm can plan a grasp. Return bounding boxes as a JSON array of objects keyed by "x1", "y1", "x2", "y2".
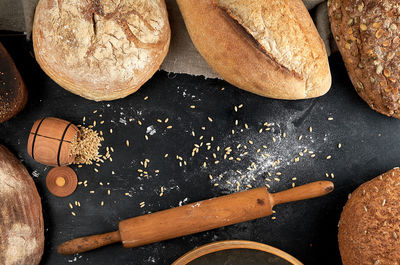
[
  {"x1": 328, "y1": 0, "x2": 400, "y2": 118},
  {"x1": 338, "y1": 168, "x2": 400, "y2": 265},
  {"x1": 0, "y1": 145, "x2": 44, "y2": 265},
  {"x1": 0, "y1": 43, "x2": 27, "y2": 123}
]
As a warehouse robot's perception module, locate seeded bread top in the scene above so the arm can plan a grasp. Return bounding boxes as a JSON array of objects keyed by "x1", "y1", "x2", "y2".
[
  {"x1": 338, "y1": 168, "x2": 400, "y2": 265},
  {"x1": 329, "y1": 0, "x2": 400, "y2": 118}
]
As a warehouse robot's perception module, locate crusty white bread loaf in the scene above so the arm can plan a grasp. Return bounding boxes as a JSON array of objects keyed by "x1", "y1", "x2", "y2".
[
  {"x1": 0, "y1": 145, "x2": 44, "y2": 265},
  {"x1": 176, "y1": 0, "x2": 331, "y2": 100},
  {"x1": 338, "y1": 168, "x2": 400, "y2": 265},
  {"x1": 33, "y1": 0, "x2": 170, "y2": 101}
]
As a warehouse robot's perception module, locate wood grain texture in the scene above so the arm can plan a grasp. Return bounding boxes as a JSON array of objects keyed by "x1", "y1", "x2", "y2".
[
  {"x1": 27, "y1": 117, "x2": 79, "y2": 166},
  {"x1": 338, "y1": 168, "x2": 400, "y2": 265},
  {"x1": 329, "y1": 0, "x2": 400, "y2": 118},
  {"x1": 119, "y1": 187, "x2": 272, "y2": 248},
  {"x1": 0, "y1": 42, "x2": 27, "y2": 123},
  {"x1": 0, "y1": 144, "x2": 44, "y2": 265},
  {"x1": 46, "y1": 166, "x2": 78, "y2": 197},
  {"x1": 176, "y1": 0, "x2": 331, "y2": 100},
  {"x1": 57, "y1": 181, "x2": 333, "y2": 254},
  {"x1": 32, "y1": 0, "x2": 171, "y2": 101},
  {"x1": 58, "y1": 231, "x2": 121, "y2": 255},
  {"x1": 172, "y1": 240, "x2": 303, "y2": 265}
]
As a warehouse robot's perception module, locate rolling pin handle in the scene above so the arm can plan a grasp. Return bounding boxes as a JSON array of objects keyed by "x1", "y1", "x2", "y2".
[
  {"x1": 57, "y1": 230, "x2": 121, "y2": 255},
  {"x1": 270, "y1": 181, "x2": 334, "y2": 206}
]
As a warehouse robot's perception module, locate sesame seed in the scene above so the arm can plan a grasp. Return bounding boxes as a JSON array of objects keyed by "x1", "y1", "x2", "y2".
[
  {"x1": 71, "y1": 212, "x2": 76, "y2": 216},
  {"x1": 190, "y1": 105, "x2": 195, "y2": 109},
  {"x1": 100, "y1": 201, "x2": 104, "y2": 206},
  {"x1": 298, "y1": 135, "x2": 303, "y2": 140},
  {"x1": 328, "y1": 117, "x2": 334, "y2": 120},
  {"x1": 165, "y1": 118, "x2": 169, "y2": 123},
  {"x1": 144, "y1": 96, "x2": 149, "y2": 100},
  {"x1": 137, "y1": 120, "x2": 142, "y2": 126},
  {"x1": 208, "y1": 117, "x2": 213, "y2": 122},
  {"x1": 166, "y1": 125, "x2": 173, "y2": 129},
  {"x1": 326, "y1": 155, "x2": 332, "y2": 160},
  {"x1": 309, "y1": 127, "x2": 312, "y2": 132},
  {"x1": 126, "y1": 140, "x2": 130, "y2": 147},
  {"x1": 69, "y1": 203, "x2": 73, "y2": 209},
  {"x1": 338, "y1": 143, "x2": 342, "y2": 148},
  {"x1": 145, "y1": 135, "x2": 149, "y2": 140},
  {"x1": 238, "y1": 104, "x2": 243, "y2": 108}
]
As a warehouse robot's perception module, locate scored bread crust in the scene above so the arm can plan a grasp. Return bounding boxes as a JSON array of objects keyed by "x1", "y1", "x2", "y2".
[
  {"x1": 0, "y1": 145, "x2": 44, "y2": 265},
  {"x1": 338, "y1": 168, "x2": 400, "y2": 265},
  {"x1": 33, "y1": 0, "x2": 170, "y2": 101},
  {"x1": 177, "y1": 0, "x2": 331, "y2": 100},
  {"x1": 329, "y1": 0, "x2": 400, "y2": 118}
]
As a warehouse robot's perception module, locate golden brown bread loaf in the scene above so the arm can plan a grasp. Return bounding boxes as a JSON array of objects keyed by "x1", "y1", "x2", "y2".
[
  {"x1": 0, "y1": 42, "x2": 27, "y2": 123},
  {"x1": 338, "y1": 168, "x2": 400, "y2": 265},
  {"x1": 176, "y1": 0, "x2": 331, "y2": 100},
  {"x1": 329, "y1": 0, "x2": 400, "y2": 118},
  {"x1": 0, "y1": 145, "x2": 44, "y2": 265},
  {"x1": 33, "y1": 0, "x2": 170, "y2": 101}
]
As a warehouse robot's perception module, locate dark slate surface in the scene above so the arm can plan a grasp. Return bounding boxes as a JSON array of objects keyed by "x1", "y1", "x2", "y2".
[{"x1": 1, "y1": 36, "x2": 399, "y2": 265}]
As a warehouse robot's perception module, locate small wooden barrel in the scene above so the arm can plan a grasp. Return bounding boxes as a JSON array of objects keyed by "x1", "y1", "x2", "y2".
[{"x1": 27, "y1": 117, "x2": 79, "y2": 166}]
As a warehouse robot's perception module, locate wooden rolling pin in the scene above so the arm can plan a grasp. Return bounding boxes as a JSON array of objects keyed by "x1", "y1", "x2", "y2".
[{"x1": 58, "y1": 181, "x2": 334, "y2": 254}]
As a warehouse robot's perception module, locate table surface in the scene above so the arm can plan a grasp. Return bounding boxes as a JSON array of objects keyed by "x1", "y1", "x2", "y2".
[{"x1": 1, "y1": 35, "x2": 399, "y2": 265}]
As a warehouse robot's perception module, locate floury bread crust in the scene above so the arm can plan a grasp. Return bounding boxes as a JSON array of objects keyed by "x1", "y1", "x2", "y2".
[
  {"x1": 338, "y1": 168, "x2": 400, "y2": 265},
  {"x1": 177, "y1": 0, "x2": 331, "y2": 100},
  {"x1": 0, "y1": 145, "x2": 44, "y2": 265},
  {"x1": 33, "y1": 0, "x2": 170, "y2": 101},
  {"x1": 329, "y1": 0, "x2": 400, "y2": 118}
]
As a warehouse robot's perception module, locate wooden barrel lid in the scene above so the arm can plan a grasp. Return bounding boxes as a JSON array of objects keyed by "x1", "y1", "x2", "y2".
[{"x1": 46, "y1": 167, "x2": 78, "y2": 197}]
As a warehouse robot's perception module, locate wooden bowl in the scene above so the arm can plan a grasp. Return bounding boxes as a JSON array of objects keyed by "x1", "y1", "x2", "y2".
[
  {"x1": 27, "y1": 117, "x2": 79, "y2": 166},
  {"x1": 173, "y1": 240, "x2": 302, "y2": 265}
]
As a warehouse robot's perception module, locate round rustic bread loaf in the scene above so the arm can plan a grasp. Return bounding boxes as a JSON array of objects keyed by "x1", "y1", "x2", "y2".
[
  {"x1": 338, "y1": 168, "x2": 400, "y2": 265},
  {"x1": 329, "y1": 0, "x2": 400, "y2": 118},
  {"x1": 0, "y1": 42, "x2": 27, "y2": 123},
  {"x1": 33, "y1": 0, "x2": 170, "y2": 101},
  {"x1": 0, "y1": 145, "x2": 44, "y2": 265}
]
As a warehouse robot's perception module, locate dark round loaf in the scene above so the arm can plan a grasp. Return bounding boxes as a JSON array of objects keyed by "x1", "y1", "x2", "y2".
[
  {"x1": 329, "y1": 0, "x2": 400, "y2": 118},
  {"x1": 0, "y1": 42, "x2": 27, "y2": 123},
  {"x1": 338, "y1": 168, "x2": 400, "y2": 265},
  {"x1": 0, "y1": 145, "x2": 44, "y2": 265}
]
